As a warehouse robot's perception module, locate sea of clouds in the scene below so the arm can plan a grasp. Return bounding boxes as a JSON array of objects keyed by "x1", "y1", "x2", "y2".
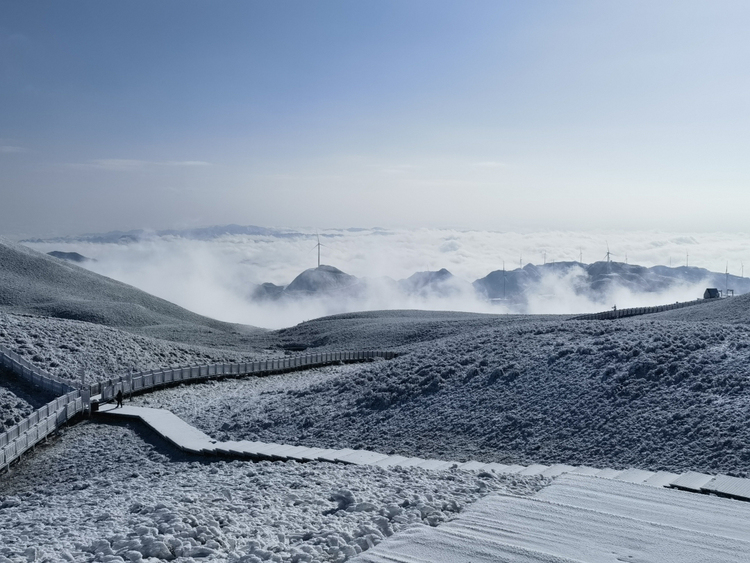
[{"x1": 24, "y1": 228, "x2": 750, "y2": 329}]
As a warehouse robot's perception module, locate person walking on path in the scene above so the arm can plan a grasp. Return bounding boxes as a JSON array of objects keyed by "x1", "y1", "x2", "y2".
[{"x1": 115, "y1": 389, "x2": 123, "y2": 408}]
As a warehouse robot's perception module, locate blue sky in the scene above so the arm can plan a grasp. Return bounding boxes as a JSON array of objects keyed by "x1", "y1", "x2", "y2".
[{"x1": 2, "y1": 1, "x2": 749, "y2": 236}]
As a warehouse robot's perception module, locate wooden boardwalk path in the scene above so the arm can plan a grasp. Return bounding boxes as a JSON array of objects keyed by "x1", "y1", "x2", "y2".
[
  {"x1": 96, "y1": 405, "x2": 750, "y2": 502},
  {"x1": 357, "y1": 474, "x2": 750, "y2": 563}
]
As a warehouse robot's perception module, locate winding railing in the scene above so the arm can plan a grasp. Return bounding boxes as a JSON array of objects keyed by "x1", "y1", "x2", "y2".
[
  {"x1": 92, "y1": 350, "x2": 395, "y2": 401},
  {"x1": 0, "y1": 347, "x2": 395, "y2": 473},
  {"x1": 569, "y1": 298, "x2": 710, "y2": 321}
]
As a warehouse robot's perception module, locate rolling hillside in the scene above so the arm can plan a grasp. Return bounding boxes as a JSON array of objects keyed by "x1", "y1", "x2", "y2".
[{"x1": 0, "y1": 239, "x2": 264, "y2": 346}]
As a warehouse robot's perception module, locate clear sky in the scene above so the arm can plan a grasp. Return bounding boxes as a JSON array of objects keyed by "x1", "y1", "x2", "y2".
[{"x1": 2, "y1": 1, "x2": 749, "y2": 237}]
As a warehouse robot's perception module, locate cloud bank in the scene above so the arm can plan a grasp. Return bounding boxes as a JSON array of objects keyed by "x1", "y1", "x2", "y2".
[{"x1": 24, "y1": 228, "x2": 747, "y2": 329}]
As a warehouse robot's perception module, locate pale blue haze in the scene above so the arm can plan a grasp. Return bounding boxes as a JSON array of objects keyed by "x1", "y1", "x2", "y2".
[{"x1": 1, "y1": 1, "x2": 749, "y2": 235}]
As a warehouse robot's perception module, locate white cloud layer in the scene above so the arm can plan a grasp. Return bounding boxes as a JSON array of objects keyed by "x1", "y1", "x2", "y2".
[{"x1": 25, "y1": 228, "x2": 750, "y2": 329}]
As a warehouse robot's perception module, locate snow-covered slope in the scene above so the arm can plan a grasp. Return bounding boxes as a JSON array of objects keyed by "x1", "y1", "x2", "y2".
[
  {"x1": 0, "y1": 239, "x2": 263, "y2": 345},
  {"x1": 138, "y1": 315, "x2": 750, "y2": 476},
  {"x1": 652, "y1": 291, "x2": 750, "y2": 323},
  {"x1": 273, "y1": 310, "x2": 555, "y2": 351},
  {"x1": 0, "y1": 312, "x2": 277, "y2": 384}
]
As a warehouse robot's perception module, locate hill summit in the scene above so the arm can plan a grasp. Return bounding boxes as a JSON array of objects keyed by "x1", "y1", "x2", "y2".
[{"x1": 285, "y1": 265, "x2": 359, "y2": 295}]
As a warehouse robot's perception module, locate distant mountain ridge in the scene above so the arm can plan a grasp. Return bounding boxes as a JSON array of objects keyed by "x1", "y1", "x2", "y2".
[
  {"x1": 22, "y1": 224, "x2": 306, "y2": 244},
  {"x1": 473, "y1": 261, "x2": 750, "y2": 304},
  {"x1": 251, "y1": 261, "x2": 750, "y2": 306},
  {"x1": 23, "y1": 224, "x2": 394, "y2": 244}
]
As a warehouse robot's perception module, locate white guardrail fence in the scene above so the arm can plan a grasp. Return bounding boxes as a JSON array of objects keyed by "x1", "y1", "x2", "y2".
[
  {"x1": 0, "y1": 347, "x2": 396, "y2": 473},
  {"x1": 570, "y1": 298, "x2": 709, "y2": 321},
  {"x1": 0, "y1": 345, "x2": 83, "y2": 472},
  {"x1": 92, "y1": 350, "x2": 396, "y2": 401}
]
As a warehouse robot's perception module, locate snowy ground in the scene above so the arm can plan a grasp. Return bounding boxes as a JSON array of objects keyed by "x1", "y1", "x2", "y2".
[
  {"x1": 0, "y1": 312, "x2": 280, "y2": 385},
  {"x1": 135, "y1": 316, "x2": 750, "y2": 476},
  {"x1": 271, "y1": 310, "x2": 552, "y2": 352},
  {"x1": 0, "y1": 420, "x2": 545, "y2": 563},
  {"x1": 3, "y1": 300, "x2": 750, "y2": 560}
]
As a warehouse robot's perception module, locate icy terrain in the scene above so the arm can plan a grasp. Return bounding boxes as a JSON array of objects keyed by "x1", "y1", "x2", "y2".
[
  {"x1": 654, "y1": 291, "x2": 750, "y2": 323},
  {"x1": 138, "y1": 314, "x2": 750, "y2": 476},
  {"x1": 0, "y1": 312, "x2": 278, "y2": 385},
  {"x1": 2, "y1": 239, "x2": 750, "y2": 561},
  {"x1": 0, "y1": 421, "x2": 544, "y2": 562}
]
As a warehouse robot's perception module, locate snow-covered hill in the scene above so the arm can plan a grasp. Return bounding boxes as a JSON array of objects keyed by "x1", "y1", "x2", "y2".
[
  {"x1": 285, "y1": 265, "x2": 362, "y2": 297},
  {"x1": 0, "y1": 239, "x2": 264, "y2": 346},
  {"x1": 135, "y1": 308, "x2": 750, "y2": 476},
  {"x1": 0, "y1": 312, "x2": 276, "y2": 385},
  {"x1": 653, "y1": 291, "x2": 750, "y2": 323},
  {"x1": 474, "y1": 260, "x2": 750, "y2": 303}
]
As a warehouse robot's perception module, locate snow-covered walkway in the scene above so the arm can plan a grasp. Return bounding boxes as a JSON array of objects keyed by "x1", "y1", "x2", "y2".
[
  {"x1": 356, "y1": 473, "x2": 750, "y2": 562},
  {"x1": 95, "y1": 404, "x2": 750, "y2": 504}
]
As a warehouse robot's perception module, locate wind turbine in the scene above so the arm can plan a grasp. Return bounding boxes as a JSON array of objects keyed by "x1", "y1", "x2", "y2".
[
  {"x1": 312, "y1": 231, "x2": 326, "y2": 268},
  {"x1": 604, "y1": 241, "x2": 614, "y2": 263},
  {"x1": 604, "y1": 241, "x2": 615, "y2": 274}
]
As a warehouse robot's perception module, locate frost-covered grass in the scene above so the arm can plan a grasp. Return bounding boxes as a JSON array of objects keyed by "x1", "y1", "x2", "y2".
[
  {"x1": 141, "y1": 317, "x2": 750, "y2": 477},
  {"x1": 0, "y1": 421, "x2": 544, "y2": 563},
  {"x1": 0, "y1": 312, "x2": 280, "y2": 384},
  {"x1": 272, "y1": 310, "x2": 558, "y2": 352}
]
